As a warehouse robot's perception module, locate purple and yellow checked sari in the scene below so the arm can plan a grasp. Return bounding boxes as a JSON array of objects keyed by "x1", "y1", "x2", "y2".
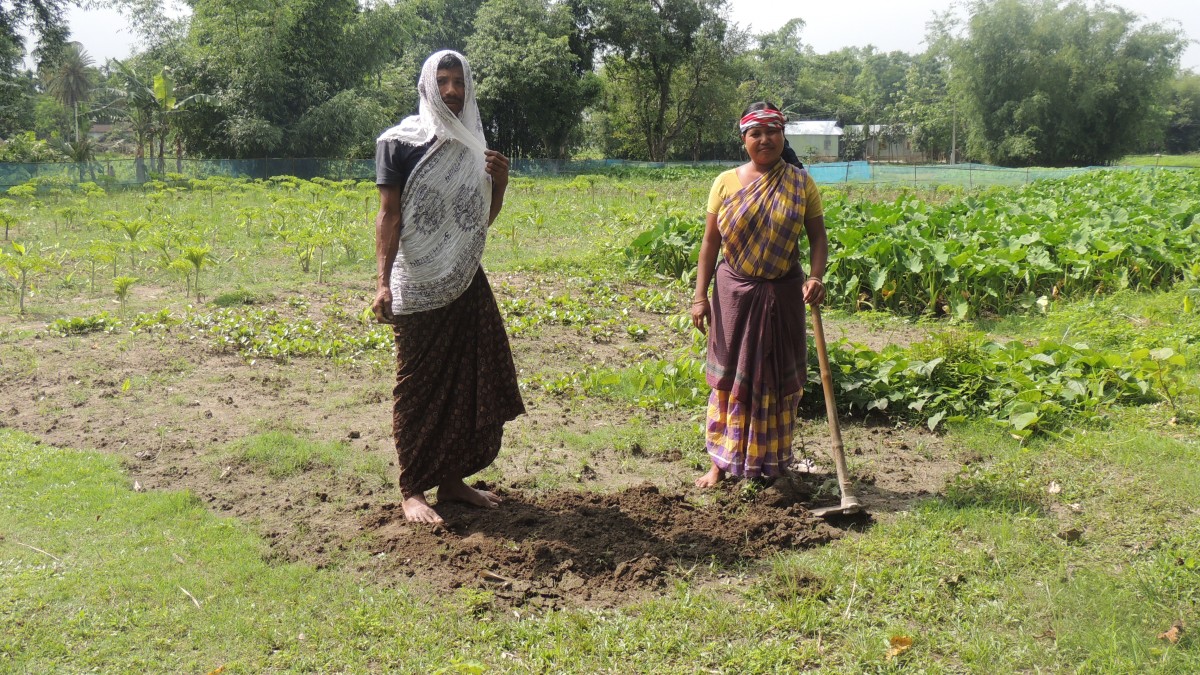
[{"x1": 705, "y1": 161, "x2": 811, "y2": 478}]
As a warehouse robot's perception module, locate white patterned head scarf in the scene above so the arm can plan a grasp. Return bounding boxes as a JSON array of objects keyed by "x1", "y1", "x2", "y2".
[
  {"x1": 377, "y1": 50, "x2": 488, "y2": 158},
  {"x1": 378, "y1": 50, "x2": 493, "y2": 316}
]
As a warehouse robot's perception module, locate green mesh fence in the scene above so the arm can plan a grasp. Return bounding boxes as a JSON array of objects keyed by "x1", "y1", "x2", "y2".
[{"x1": 0, "y1": 157, "x2": 1189, "y2": 190}]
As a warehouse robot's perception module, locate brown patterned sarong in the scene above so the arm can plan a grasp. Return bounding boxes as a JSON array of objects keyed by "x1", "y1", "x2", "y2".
[
  {"x1": 706, "y1": 261, "x2": 808, "y2": 403},
  {"x1": 391, "y1": 266, "x2": 524, "y2": 497},
  {"x1": 703, "y1": 262, "x2": 807, "y2": 478}
]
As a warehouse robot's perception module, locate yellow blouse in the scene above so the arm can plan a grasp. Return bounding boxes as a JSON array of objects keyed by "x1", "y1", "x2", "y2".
[{"x1": 706, "y1": 167, "x2": 824, "y2": 220}]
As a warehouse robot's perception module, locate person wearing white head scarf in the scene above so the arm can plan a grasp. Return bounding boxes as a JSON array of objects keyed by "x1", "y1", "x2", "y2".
[{"x1": 372, "y1": 50, "x2": 525, "y2": 524}]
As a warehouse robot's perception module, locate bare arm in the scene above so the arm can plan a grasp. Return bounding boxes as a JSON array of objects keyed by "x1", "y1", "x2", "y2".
[
  {"x1": 373, "y1": 184, "x2": 402, "y2": 323},
  {"x1": 803, "y1": 214, "x2": 828, "y2": 306},
  {"x1": 690, "y1": 211, "x2": 722, "y2": 333},
  {"x1": 485, "y1": 150, "x2": 509, "y2": 225}
]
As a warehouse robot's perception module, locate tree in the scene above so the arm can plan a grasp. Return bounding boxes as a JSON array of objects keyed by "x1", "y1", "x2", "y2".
[
  {"x1": 742, "y1": 18, "x2": 807, "y2": 109},
  {"x1": 593, "y1": 0, "x2": 732, "y2": 161},
  {"x1": 42, "y1": 41, "x2": 96, "y2": 143},
  {"x1": 1, "y1": 1, "x2": 68, "y2": 136},
  {"x1": 408, "y1": 0, "x2": 487, "y2": 55},
  {"x1": 956, "y1": 0, "x2": 1185, "y2": 166},
  {"x1": 0, "y1": 39, "x2": 36, "y2": 137},
  {"x1": 1164, "y1": 71, "x2": 1200, "y2": 154},
  {"x1": 468, "y1": 0, "x2": 600, "y2": 159},
  {"x1": 172, "y1": 0, "x2": 412, "y2": 159},
  {"x1": 892, "y1": 14, "x2": 960, "y2": 162},
  {"x1": 0, "y1": 1, "x2": 69, "y2": 66},
  {"x1": 669, "y1": 24, "x2": 746, "y2": 161}
]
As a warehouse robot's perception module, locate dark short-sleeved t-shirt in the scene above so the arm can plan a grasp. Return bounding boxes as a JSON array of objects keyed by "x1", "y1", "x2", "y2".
[{"x1": 375, "y1": 137, "x2": 434, "y2": 192}]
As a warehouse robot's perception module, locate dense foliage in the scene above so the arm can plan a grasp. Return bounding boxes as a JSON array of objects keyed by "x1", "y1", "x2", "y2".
[
  {"x1": 2, "y1": 0, "x2": 1196, "y2": 164},
  {"x1": 956, "y1": 0, "x2": 1184, "y2": 166}
]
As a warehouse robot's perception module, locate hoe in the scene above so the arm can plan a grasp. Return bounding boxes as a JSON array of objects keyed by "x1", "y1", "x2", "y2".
[{"x1": 806, "y1": 304, "x2": 864, "y2": 518}]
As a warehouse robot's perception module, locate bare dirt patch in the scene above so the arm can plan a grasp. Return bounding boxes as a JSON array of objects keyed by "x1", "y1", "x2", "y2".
[
  {"x1": 365, "y1": 481, "x2": 841, "y2": 608},
  {"x1": 0, "y1": 279, "x2": 963, "y2": 608}
]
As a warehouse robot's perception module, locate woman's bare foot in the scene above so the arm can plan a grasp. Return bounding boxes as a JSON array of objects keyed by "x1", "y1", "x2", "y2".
[
  {"x1": 437, "y1": 478, "x2": 503, "y2": 508},
  {"x1": 694, "y1": 464, "x2": 725, "y2": 488},
  {"x1": 402, "y1": 494, "x2": 443, "y2": 523}
]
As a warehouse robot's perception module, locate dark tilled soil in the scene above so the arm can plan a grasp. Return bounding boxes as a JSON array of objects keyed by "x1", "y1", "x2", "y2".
[{"x1": 364, "y1": 481, "x2": 841, "y2": 607}]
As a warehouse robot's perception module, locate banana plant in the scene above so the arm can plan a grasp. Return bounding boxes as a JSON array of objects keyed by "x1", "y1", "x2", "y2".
[{"x1": 153, "y1": 67, "x2": 214, "y2": 175}]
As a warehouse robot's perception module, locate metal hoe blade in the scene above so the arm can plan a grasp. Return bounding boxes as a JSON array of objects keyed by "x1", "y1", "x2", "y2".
[{"x1": 808, "y1": 304, "x2": 864, "y2": 518}]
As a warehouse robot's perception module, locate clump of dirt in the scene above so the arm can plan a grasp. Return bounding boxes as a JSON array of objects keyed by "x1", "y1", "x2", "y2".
[{"x1": 364, "y1": 482, "x2": 841, "y2": 607}]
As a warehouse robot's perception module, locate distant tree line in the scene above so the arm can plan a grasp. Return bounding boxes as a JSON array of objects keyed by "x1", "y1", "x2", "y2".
[{"x1": 1, "y1": 0, "x2": 1198, "y2": 167}]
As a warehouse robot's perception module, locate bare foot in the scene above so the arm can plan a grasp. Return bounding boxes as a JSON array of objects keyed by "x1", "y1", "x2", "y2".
[
  {"x1": 694, "y1": 464, "x2": 725, "y2": 488},
  {"x1": 437, "y1": 478, "x2": 502, "y2": 509},
  {"x1": 401, "y1": 494, "x2": 443, "y2": 523}
]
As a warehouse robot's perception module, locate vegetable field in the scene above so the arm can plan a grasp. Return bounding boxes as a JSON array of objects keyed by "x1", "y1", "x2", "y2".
[{"x1": 1, "y1": 168, "x2": 1198, "y2": 672}]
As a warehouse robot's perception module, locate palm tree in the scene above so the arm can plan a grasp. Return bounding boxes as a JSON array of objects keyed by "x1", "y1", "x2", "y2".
[
  {"x1": 43, "y1": 42, "x2": 95, "y2": 143},
  {"x1": 60, "y1": 136, "x2": 97, "y2": 181}
]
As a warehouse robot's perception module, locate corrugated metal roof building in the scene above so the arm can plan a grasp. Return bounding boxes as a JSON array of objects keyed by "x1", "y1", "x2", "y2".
[
  {"x1": 844, "y1": 124, "x2": 928, "y2": 163},
  {"x1": 785, "y1": 121, "x2": 843, "y2": 162}
]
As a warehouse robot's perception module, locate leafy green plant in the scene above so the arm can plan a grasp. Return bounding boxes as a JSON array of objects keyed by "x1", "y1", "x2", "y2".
[
  {"x1": 1136, "y1": 347, "x2": 1193, "y2": 410},
  {"x1": 117, "y1": 217, "x2": 150, "y2": 270},
  {"x1": 113, "y1": 276, "x2": 138, "y2": 319},
  {"x1": 624, "y1": 213, "x2": 703, "y2": 279},
  {"x1": 816, "y1": 170, "x2": 1200, "y2": 317},
  {"x1": 189, "y1": 306, "x2": 392, "y2": 363},
  {"x1": 181, "y1": 245, "x2": 212, "y2": 299},
  {"x1": 1, "y1": 242, "x2": 58, "y2": 314},
  {"x1": 0, "y1": 198, "x2": 16, "y2": 240},
  {"x1": 50, "y1": 312, "x2": 117, "y2": 336}
]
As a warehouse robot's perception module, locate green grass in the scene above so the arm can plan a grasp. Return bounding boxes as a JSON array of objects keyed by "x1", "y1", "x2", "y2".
[
  {"x1": 5, "y1": 169, "x2": 1200, "y2": 671},
  {"x1": 218, "y1": 431, "x2": 389, "y2": 482},
  {"x1": 4, "y1": 415, "x2": 1199, "y2": 672},
  {"x1": 1121, "y1": 153, "x2": 1200, "y2": 168}
]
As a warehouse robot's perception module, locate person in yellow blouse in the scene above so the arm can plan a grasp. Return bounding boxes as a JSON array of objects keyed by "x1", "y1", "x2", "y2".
[{"x1": 690, "y1": 101, "x2": 829, "y2": 488}]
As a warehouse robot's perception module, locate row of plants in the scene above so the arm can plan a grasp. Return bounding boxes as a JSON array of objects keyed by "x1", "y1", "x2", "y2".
[
  {"x1": 497, "y1": 278, "x2": 681, "y2": 342},
  {"x1": 625, "y1": 170, "x2": 1200, "y2": 318},
  {"x1": 46, "y1": 276, "x2": 1193, "y2": 438},
  {"x1": 2, "y1": 169, "x2": 708, "y2": 316},
  {"x1": 532, "y1": 328, "x2": 1191, "y2": 438}
]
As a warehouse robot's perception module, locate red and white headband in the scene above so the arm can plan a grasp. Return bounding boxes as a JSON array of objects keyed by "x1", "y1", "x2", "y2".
[{"x1": 739, "y1": 109, "x2": 786, "y2": 133}]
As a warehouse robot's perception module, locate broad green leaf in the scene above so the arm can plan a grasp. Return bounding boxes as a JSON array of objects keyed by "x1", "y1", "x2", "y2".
[
  {"x1": 870, "y1": 268, "x2": 888, "y2": 292},
  {"x1": 1010, "y1": 411, "x2": 1039, "y2": 431}
]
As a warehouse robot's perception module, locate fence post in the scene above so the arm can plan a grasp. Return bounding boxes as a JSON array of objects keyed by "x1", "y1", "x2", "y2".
[
  {"x1": 845, "y1": 161, "x2": 850, "y2": 184},
  {"x1": 969, "y1": 165, "x2": 974, "y2": 190},
  {"x1": 913, "y1": 165, "x2": 918, "y2": 189}
]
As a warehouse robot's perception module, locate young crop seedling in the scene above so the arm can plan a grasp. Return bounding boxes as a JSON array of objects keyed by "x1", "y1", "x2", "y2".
[
  {"x1": 1, "y1": 242, "x2": 58, "y2": 314},
  {"x1": 113, "y1": 276, "x2": 138, "y2": 320}
]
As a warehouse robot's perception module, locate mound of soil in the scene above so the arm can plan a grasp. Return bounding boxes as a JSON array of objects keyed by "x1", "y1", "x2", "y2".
[{"x1": 364, "y1": 481, "x2": 842, "y2": 607}]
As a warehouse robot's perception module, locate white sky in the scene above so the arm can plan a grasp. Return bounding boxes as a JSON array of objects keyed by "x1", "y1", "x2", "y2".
[
  {"x1": 40, "y1": 0, "x2": 1200, "y2": 72},
  {"x1": 727, "y1": 0, "x2": 1199, "y2": 71}
]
